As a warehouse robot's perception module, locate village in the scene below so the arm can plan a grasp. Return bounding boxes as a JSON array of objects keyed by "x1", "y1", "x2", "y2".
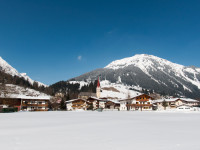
[
  {"x1": 1, "y1": 78, "x2": 200, "y2": 113},
  {"x1": 65, "y1": 78, "x2": 200, "y2": 112}
]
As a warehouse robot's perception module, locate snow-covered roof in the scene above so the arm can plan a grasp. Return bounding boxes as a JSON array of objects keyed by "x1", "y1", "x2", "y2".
[
  {"x1": 179, "y1": 98, "x2": 199, "y2": 102},
  {"x1": 153, "y1": 98, "x2": 178, "y2": 103},
  {"x1": 89, "y1": 96, "x2": 107, "y2": 101},
  {"x1": 107, "y1": 99, "x2": 120, "y2": 104},
  {"x1": 153, "y1": 98, "x2": 199, "y2": 103},
  {"x1": 176, "y1": 104, "x2": 193, "y2": 108},
  {"x1": 66, "y1": 99, "x2": 86, "y2": 103}
]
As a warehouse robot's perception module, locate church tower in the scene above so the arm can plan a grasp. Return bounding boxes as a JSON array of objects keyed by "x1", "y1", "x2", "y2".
[{"x1": 96, "y1": 77, "x2": 101, "y2": 98}]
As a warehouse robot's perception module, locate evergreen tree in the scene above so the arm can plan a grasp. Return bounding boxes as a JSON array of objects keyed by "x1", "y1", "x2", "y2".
[
  {"x1": 60, "y1": 98, "x2": 66, "y2": 110},
  {"x1": 87, "y1": 103, "x2": 94, "y2": 110},
  {"x1": 162, "y1": 100, "x2": 168, "y2": 110}
]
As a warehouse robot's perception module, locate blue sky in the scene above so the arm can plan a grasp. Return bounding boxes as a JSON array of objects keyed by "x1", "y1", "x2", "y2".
[{"x1": 0, "y1": 0, "x2": 200, "y2": 85}]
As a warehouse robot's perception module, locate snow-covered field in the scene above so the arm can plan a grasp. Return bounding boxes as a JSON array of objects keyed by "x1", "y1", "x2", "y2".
[{"x1": 1, "y1": 111, "x2": 200, "y2": 150}]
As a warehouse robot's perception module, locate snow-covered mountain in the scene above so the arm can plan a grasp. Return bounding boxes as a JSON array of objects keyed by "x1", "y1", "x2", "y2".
[
  {"x1": 70, "y1": 54, "x2": 200, "y2": 98},
  {"x1": 0, "y1": 56, "x2": 47, "y2": 87}
]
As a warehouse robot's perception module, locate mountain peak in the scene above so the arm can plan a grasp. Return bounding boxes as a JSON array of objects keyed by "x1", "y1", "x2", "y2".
[
  {"x1": 0, "y1": 56, "x2": 21, "y2": 76},
  {"x1": 0, "y1": 56, "x2": 47, "y2": 87},
  {"x1": 105, "y1": 54, "x2": 183, "y2": 70}
]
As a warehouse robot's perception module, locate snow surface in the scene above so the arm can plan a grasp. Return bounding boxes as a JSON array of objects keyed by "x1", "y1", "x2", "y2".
[
  {"x1": 0, "y1": 56, "x2": 47, "y2": 87},
  {"x1": 1, "y1": 111, "x2": 200, "y2": 150}
]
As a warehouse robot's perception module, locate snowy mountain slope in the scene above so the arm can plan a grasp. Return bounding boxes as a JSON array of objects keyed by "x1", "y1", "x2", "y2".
[
  {"x1": 105, "y1": 54, "x2": 200, "y2": 90},
  {"x1": 69, "y1": 80, "x2": 141, "y2": 99},
  {"x1": 70, "y1": 54, "x2": 200, "y2": 98},
  {"x1": 100, "y1": 80, "x2": 141, "y2": 99},
  {"x1": 0, "y1": 57, "x2": 21, "y2": 76},
  {"x1": 20, "y1": 73, "x2": 47, "y2": 87},
  {"x1": 0, "y1": 56, "x2": 47, "y2": 87},
  {"x1": 0, "y1": 84, "x2": 50, "y2": 99},
  {"x1": 105, "y1": 54, "x2": 200, "y2": 89}
]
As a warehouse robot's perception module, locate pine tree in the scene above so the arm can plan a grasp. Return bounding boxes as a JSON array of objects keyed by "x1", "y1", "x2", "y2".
[
  {"x1": 87, "y1": 103, "x2": 94, "y2": 110},
  {"x1": 60, "y1": 98, "x2": 66, "y2": 110},
  {"x1": 162, "y1": 100, "x2": 168, "y2": 110}
]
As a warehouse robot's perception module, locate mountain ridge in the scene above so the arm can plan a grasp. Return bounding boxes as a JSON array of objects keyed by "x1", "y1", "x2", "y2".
[
  {"x1": 0, "y1": 56, "x2": 47, "y2": 87},
  {"x1": 69, "y1": 54, "x2": 200, "y2": 98}
]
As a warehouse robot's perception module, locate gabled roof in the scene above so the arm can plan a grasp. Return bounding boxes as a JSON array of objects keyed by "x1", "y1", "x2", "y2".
[
  {"x1": 119, "y1": 94, "x2": 153, "y2": 101},
  {"x1": 134, "y1": 94, "x2": 154, "y2": 100},
  {"x1": 66, "y1": 98, "x2": 86, "y2": 103},
  {"x1": 178, "y1": 98, "x2": 199, "y2": 102},
  {"x1": 87, "y1": 96, "x2": 106, "y2": 102},
  {"x1": 106, "y1": 99, "x2": 120, "y2": 104},
  {"x1": 176, "y1": 104, "x2": 193, "y2": 108},
  {"x1": 153, "y1": 98, "x2": 199, "y2": 103}
]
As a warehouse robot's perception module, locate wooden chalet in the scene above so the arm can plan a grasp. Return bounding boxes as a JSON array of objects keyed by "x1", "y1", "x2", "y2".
[
  {"x1": 120, "y1": 94, "x2": 154, "y2": 111},
  {"x1": 87, "y1": 97, "x2": 106, "y2": 110},
  {"x1": 66, "y1": 99, "x2": 88, "y2": 111},
  {"x1": 0, "y1": 95, "x2": 50, "y2": 111},
  {"x1": 21, "y1": 99, "x2": 49, "y2": 111},
  {"x1": 105, "y1": 100, "x2": 120, "y2": 110},
  {"x1": 0, "y1": 97, "x2": 21, "y2": 111}
]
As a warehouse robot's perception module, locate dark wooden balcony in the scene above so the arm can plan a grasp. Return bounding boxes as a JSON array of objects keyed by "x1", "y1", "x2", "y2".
[
  {"x1": 22, "y1": 103, "x2": 48, "y2": 107},
  {"x1": 34, "y1": 109, "x2": 48, "y2": 111},
  {"x1": 127, "y1": 104, "x2": 152, "y2": 107}
]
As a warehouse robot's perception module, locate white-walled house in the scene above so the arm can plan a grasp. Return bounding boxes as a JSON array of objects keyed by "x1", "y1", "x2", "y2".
[
  {"x1": 104, "y1": 100, "x2": 120, "y2": 110},
  {"x1": 0, "y1": 94, "x2": 50, "y2": 111},
  {"x1": 87, "y1": 97, "x2": 106, "y2": 109},
  {"x1": 66, "y1": 99, "x2": 87, "y2": 111},
  {"x1": 153, "y1": 98, "x2": 199, "y2": 111},
  {"x1": 176, "y1": 105, "x2": 193, "y2": 111},
  {"x1": 119, "y1": 94, "x2": 154, "y2": 111},
  {"x1": 119, "y1": 100, "x2": 127, "y2": 111}
]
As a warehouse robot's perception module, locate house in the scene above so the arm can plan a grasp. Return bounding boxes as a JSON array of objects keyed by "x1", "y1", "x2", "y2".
[
  {"x1": 153, "y1": 98, "x2": 199, "y2": 110},
  {"x1": 66, "y1": 97, "x2": 106, "y2": 111},
  {"x1": 0, "y1": 95, "x2": 50, "y2": 111},
  {"x1": 87, "y1": 97, "x2": 106, "y2": 110},
  {"x1": 176, "y1": 105, "x2": 194, "y2": 111},
  {"x1": 105, "y1": 100, "x2": 120, "y2": 110},
  {"x1": 66, "y1": 99, "x2": 87, "y2": 111},
  {"x1": 21, "y1": 97, "x2": 49, "y2": 111},
  {"x1": 119, "y1": 94, "x2": 154, "y2": 111},
  {"x1": 0, "y1": 97, "x2": 21, "y2": 111}
]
